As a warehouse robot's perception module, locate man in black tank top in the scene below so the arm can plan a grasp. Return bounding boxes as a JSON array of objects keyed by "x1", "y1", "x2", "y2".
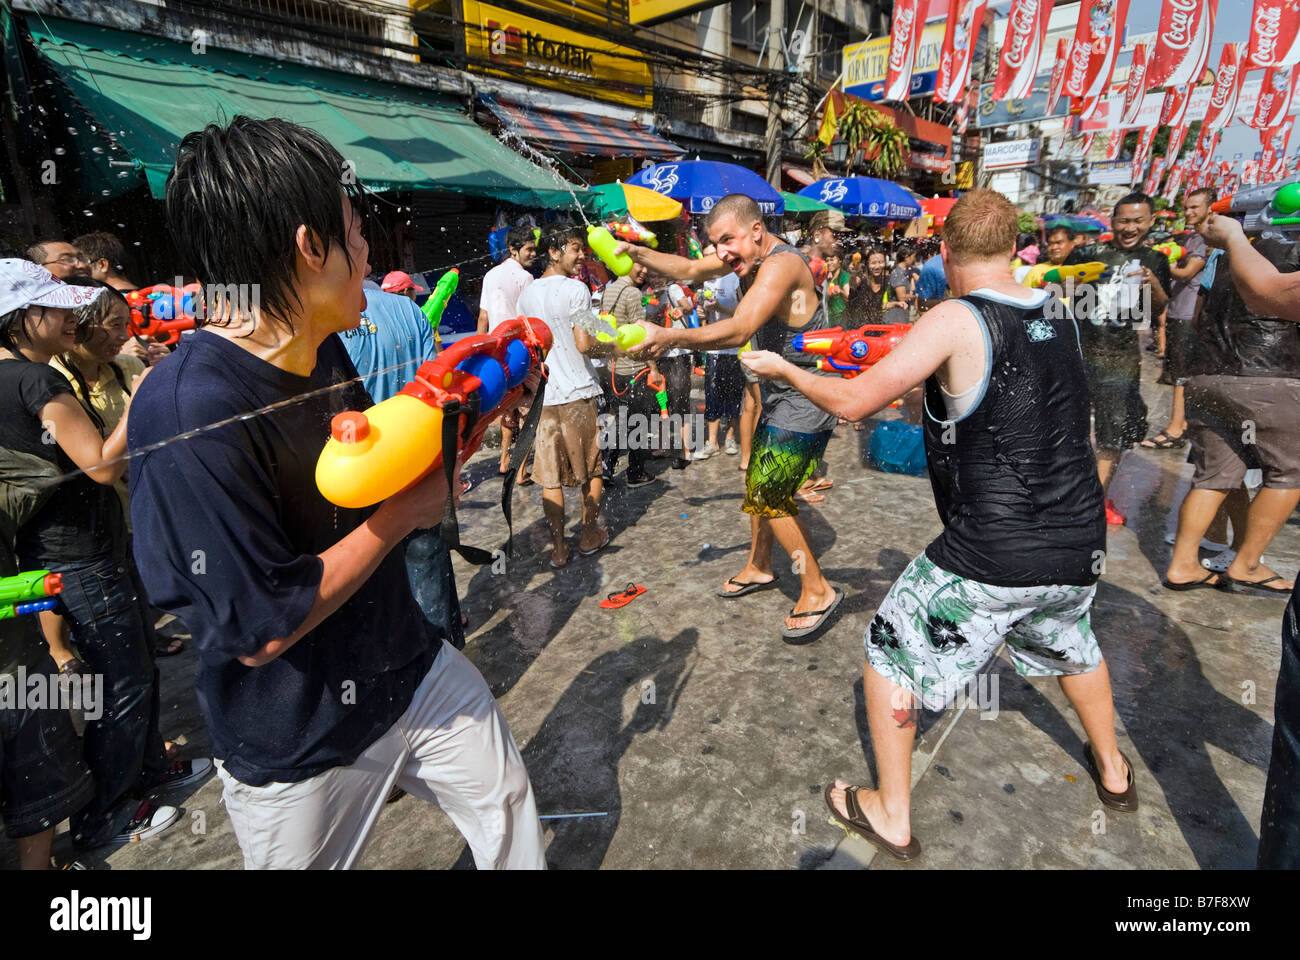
[
  {"x1": 621, "y1": 194, "x2": 843, "y2": 643},
  {"x1": 742, "y1": 190, "x2": 1133, "y2": 862}
]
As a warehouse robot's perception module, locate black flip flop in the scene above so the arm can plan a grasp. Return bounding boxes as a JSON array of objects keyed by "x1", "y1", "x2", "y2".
[
  {"x1": 782, "y1": 587, "x2": 844, "y2": 643},
  {"x1": 1161, "y1": 572, "x2": 1224, "y2": 591},
  {"x1": 824, "y1": 782, "x2": 921, "y2": 862},
  {"x1": 716, "y1": 575, "x2": 778, "y2": 599},
  {"x1": 1083, "y1": 743, "x2": 1139, "y2": 813},
  {"x1": 1221, "y1": 575, "x2": 1292, "y2": 597}
]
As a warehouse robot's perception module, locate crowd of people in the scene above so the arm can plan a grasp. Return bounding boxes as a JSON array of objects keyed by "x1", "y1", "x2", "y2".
[{"x1": 0, "y1": 113, "x2": 1296, "y2": 871}]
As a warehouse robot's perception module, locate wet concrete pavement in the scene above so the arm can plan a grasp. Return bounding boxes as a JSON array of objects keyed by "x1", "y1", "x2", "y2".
[{"x1": 4, "y1": 349, "x2": 1289, "y2": 870}]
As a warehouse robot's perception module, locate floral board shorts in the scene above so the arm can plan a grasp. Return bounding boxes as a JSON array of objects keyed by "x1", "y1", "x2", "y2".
[{"x1": 865, "y1": 552, "x2": 1103, "y2": 711}]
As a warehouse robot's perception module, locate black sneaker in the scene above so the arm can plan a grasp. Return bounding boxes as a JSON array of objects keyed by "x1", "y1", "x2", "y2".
[
  {"x1": 149, "y1": 758, "x2": 214, "y2": 792},
  {"x1": 111, "y1": 800, "x2": 180, "y2": 844},
  {"x1": 672, "y1": 458, "x2": 690, "y2": 470},
  {"x1": 626, "y1": 470, "x2": 656, "y2": 487}
]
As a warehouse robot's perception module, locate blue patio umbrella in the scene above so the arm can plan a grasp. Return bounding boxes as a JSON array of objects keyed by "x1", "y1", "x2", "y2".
[
  {"x1": 797, "y1": 177, "x2": 922, "y2": 220},
  {"x1": 626, "y1": 161, "x2": 784, "y2": 216}
]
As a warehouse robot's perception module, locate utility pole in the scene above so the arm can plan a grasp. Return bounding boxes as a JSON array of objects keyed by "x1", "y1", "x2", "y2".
[{"x1": 764, "y1": 0, "x2": 786, "y2": 188}]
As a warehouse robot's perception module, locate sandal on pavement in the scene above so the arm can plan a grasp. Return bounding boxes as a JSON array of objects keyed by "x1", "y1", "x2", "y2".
[
  {"x1": 578, "y1": 529, "x2": 611, "y2": 557},
  {"x1": 782, "y1": 587, "x2": 844, "y2": 643},
  {"x1": 806, "y1": 477, "x2": 834, "y2": 492},
  {"x1": 716, "y1": 576, "x2": 778, "y2": 599},
  {"x1": 795, "y1": 490, "x2": 826, "y2": 504},
  {"x1": 1140, "y1": 432, "x2": 1186, "y2": 450},
  {"x1": 1161, "y1": 572, "x2": 1224, "y2": 591},
  {"x1": 154, "y1": 636, "x2": 184, "y2": 657},
  {"x1": 600, "y1": 583, "x2": 647, "y2": 609},
  {"x1": 824, "y1": 782, "x2": 921, "y2": 861},
  {"x1": 1220, "y1": 574, "x2": 1292, "y2": 597},
  {"x1": 1084, "y1": 743, "x2": 1139, "y2": 813}
]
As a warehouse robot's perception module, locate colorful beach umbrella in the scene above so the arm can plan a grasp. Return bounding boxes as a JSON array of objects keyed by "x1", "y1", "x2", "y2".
[
  {"x1": 626, "y1": 161, "x2": 784, "y2": 216},
  {"x1": 797, "y1": 177, "x2": 922, "y2": 220}
]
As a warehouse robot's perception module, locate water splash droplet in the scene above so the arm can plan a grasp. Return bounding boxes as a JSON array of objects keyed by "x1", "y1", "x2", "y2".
[
  {"x1": 53, "y1": 147, "x2": 66, "y2": 156},
  {"x1": 66, "y1": 126, "x2": 79, "y2": 136},
  {"x1": 82, "y1": 209, "x2": 94, "y2": 217}
]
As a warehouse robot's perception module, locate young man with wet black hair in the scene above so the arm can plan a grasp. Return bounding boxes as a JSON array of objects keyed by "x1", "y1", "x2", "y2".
[{"x1": 128, "y1": 116, "x2": 545, "y2": 869}]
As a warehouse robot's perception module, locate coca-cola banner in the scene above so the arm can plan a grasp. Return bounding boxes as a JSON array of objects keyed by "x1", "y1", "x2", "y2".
[
  {"x1": 1242, "y1": 159, "x2": 1261, "y2": 185},
  {"x1": 1121, "y1": 42, "x2": 1150, "y2": 126},
  {"x1": 993, "y1": 0, "x2": 1055, "y2": 100},
  {"x1": 936, "y1": 0, "x2": 989, "y2": 103},
  {"x1": 1166, "y1": 124, "x2": 1191, "y2": 164},
  {"x1": 1247, "y1": 0, "x2": 1300, "y2": 67},
  {"x1": 1248, "y1": 63, "x2": 1300, "y2": 128},
  {"x1": 1163, "y1": 163, "x2": 1187, "y2": 200},
  {"x1": 1148, "y1": 0, "x2": 1219, "y2": 87},
  {"x1": 1261, "y1": 118, "x2": 1294, "y2": 172},
  {"x1": 1202, "y1": 42, "x2": 1247, "y2": 130},
  {"x1": 1071, "y1": 0, "x2": 1131, "y2": 100},
  {"x1": 1131, "y1": 125, "x2": 1159, "y2": 185},
  {"x1": 1079, "y1": 86, "x2": 1214, "y2": 131},
  {"x1": 1143, "y1": 155, "x2": 1169, "y2": 197},
  {"x1": 1046, "y1": 36, "x2": 1072, "y2": 113},
  {"x1": 884, "y1": 0, "x2": 928, "y2": 102},
  {"x1": 1159, "y1": 82, "x2": 1196, "y2": 126},
  {"x1": 1105, "y1": 127, "x2": 1126, "y2": 160}
]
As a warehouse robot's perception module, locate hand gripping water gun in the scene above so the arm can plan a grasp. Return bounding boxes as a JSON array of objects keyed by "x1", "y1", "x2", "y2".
[
  {"x1": 1026, "y1": 262, "x2": 1116, "y2": 288},
  {"x1": 316, "y1": 315, "x2": 552, "y2": 509},
  {"x1": 587, "y1": 224, "x2": 635, "y2": 276},
  {"x1": 126, "y1": 282, "x2": 202, "y2": 345},
  {"x1": 687, "y1": 235, "x2": 704, "y2": 260},
  {"x1": 666, "y1": 283, "x2": 699, "y2": 329},
  {"x1": 1210, "y1": 178, "x2": 1300, "y2": 236},
  {"x1": 645, "y1": 369, "x2": 669, "y2": 418},
  {"x1": 0, "y1": 569, "x2": 62, "y2": 621},
  {"x1": 421, "y1": 268, "x2": 459, "y2": 331},
  {"x1": 1152, "y1": 241, "x2": 1186, "y2": 266},
  {"x1": 809, "y1": 257, "x2": 829, "y2": 288},
  {"x1": 792, "y1": 323, "x2": 911, "y2": 378},
  {"x1": 607, "y1": 218, "x2": 658, "y2": 250}
]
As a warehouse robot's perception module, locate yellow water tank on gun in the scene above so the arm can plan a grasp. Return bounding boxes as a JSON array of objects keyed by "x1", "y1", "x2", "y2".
[{"x1": 316, "y1": 394, "x2": 445, "y2": 509}]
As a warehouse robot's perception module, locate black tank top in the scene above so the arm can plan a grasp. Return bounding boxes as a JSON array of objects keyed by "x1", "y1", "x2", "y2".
[
  {"x1": 742, "y1": 242, "x2": 837, "y2": 433},
  {"x1": 922, "y1": 290, "x2": 1105, "y2": 587}
]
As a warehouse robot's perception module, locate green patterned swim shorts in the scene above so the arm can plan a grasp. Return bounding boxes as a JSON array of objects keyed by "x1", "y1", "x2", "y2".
[
  {"x1": 742, "y1": 423, "x2": 831, "y2": 519},
  {"x1": 866, "y1": 552, "x2": 1103, "y2": 711}
]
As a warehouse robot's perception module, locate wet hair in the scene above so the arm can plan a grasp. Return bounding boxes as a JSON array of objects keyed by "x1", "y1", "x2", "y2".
[
  {"x1": 165, "y1": 116, "x2": 369, "y2": 329},
  {"x1": 25, "y1": 239, "x2": 69, "y2": 265},
  {"x1": 539, "y1": 225, "x2": 584, "y2": 259},
  {"x1": 72, "y1": 231, "x2": 132, "y2": 277},
  {"x1": 943, "y1": 189, "x2": 1019, "y2": 264},
  {"x1": 703, "y1": 194, "x2": 763, "y2": 234},
  {"x1": 0, "y1": 308, "x2": 26, "y2": 356},
  {"x1": 505, "y1": 225, "x2": 536, "y2": 254},
  {"x1": 1186, "y1": 187, "x2": 1216, "y2": 206},
  {"x1": 1114, "y1": 191, "x2": 1154, "y2": 217},
  {"x1": 1046, "y1": 223, "x2": 1077, "y2": 241}
]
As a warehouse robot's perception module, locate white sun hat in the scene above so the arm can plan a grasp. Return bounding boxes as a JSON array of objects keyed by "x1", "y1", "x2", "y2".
[{"x1": 0, "y1": 258, "x2": 105, "y2": 316}]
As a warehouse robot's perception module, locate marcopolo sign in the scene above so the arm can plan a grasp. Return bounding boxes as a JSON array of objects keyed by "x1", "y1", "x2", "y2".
[
  {"x1": 460, "y1": 0, "x2": 652, "y2": 108},
  {"x1": 983, "y1": 138, "x2": 1040, "y2": 170}
]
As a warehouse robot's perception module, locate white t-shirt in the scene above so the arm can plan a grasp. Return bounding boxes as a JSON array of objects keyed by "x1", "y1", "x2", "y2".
[
  {"x1": 480, "y1": 257, "x2": 534, "y2": 332},
  {"x1": 516, "y1": 275, "x2": 603, "y2": 407}
]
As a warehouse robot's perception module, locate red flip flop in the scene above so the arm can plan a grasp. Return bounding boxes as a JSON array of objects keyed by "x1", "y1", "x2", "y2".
[{"x1": 600, "y1": 583, "x2": 647, "y2": 609}]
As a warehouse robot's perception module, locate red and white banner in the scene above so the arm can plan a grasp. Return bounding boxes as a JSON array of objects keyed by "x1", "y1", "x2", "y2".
[
  {"x1": 884, "y1": 0, "x2": 927, "y2": 102},
  {"x1": 993, "y1": 0, "x2": 1054, "y2": 100},
  {"x1": 1191, "y1": 126, "x2": 1221, "y2": 170},
  {"x1": 936, "y1": 0, "x2": 989, "y2": 103},
  {"x1": 1148, "y1": 0, "x2": 1219, "y2": 87},
  {"x1": 1080, "y1": 131, "x2": 1097, "y2": 157},
  {"x1": 1105, "y1": 127, "x2": 1126, "y2": 160},
  {"x1": 1248, "y1": 63, "x2": 1300, "y2": 128},
  {"x1": 1131, "y1": 125, "x2": 1159, "y2": 185},
  {"x1": 1261, "y1": 118, "x2": 1295, "y2": 172},
  {"x1": 1121, "y1": 42, "x2": 1151, "y2": 126},
  {"x1": 1242, "y1": 159, "x2": 1261, "y2": 185},
  {"x1": 1143, "y1": 156, "x2": 1169, "y2": 196},
  {"x1": 1166, "y1": 124, "x2": 1191, "y2": 163},
  {"x1": 1163, "y1": 163, "x2": 1187, "y2": 199},
  {"x1": 1247, "y1": 0, "x2": 1300, "y2": 67},
  {"x1": 1203, "y1": 42, "x2": 1248, "y2": 130},
  {"x1": 1159, "y1": 82, "x2": 1196, "y2": 126},
  {"x1": 1046, "y1": 36, "x2": 1072, "y2": 113},
  {"x1": 1082, "y1": 0, "x2": 1131, "y2": 100}
]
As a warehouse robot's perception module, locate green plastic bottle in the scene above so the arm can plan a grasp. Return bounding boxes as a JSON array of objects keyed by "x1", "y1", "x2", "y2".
[{"x1": 587, "y1": 225, "x2": 634, "y2": 276}]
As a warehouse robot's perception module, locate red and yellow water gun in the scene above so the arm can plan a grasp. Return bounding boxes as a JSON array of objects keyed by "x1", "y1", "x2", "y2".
[
  {"x1": 1152, "y1": 241, "x2": 1186, "y2": 266},
  {"x1": 607, "y1": 218, "x2": 658, "y2": 250},
  {"x1": 792, "y1": 323, "x2": 911, "y2": 378},
  {"x1": 316, "y1": 315, "x2": 552, "y2": 508}
]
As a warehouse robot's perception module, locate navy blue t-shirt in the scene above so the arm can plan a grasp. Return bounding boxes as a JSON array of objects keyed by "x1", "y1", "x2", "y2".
[{"x1": 128, "y1": 330, "x2": 440, "y2": 787}]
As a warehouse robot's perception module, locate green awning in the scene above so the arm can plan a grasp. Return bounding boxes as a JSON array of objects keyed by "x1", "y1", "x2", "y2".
[
  {"x1": 780, "y1": 190, "x2": 834, "y2": 215},
  {"x1": 21, "y1": 15, "x2": 586, "y2": 209}
]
